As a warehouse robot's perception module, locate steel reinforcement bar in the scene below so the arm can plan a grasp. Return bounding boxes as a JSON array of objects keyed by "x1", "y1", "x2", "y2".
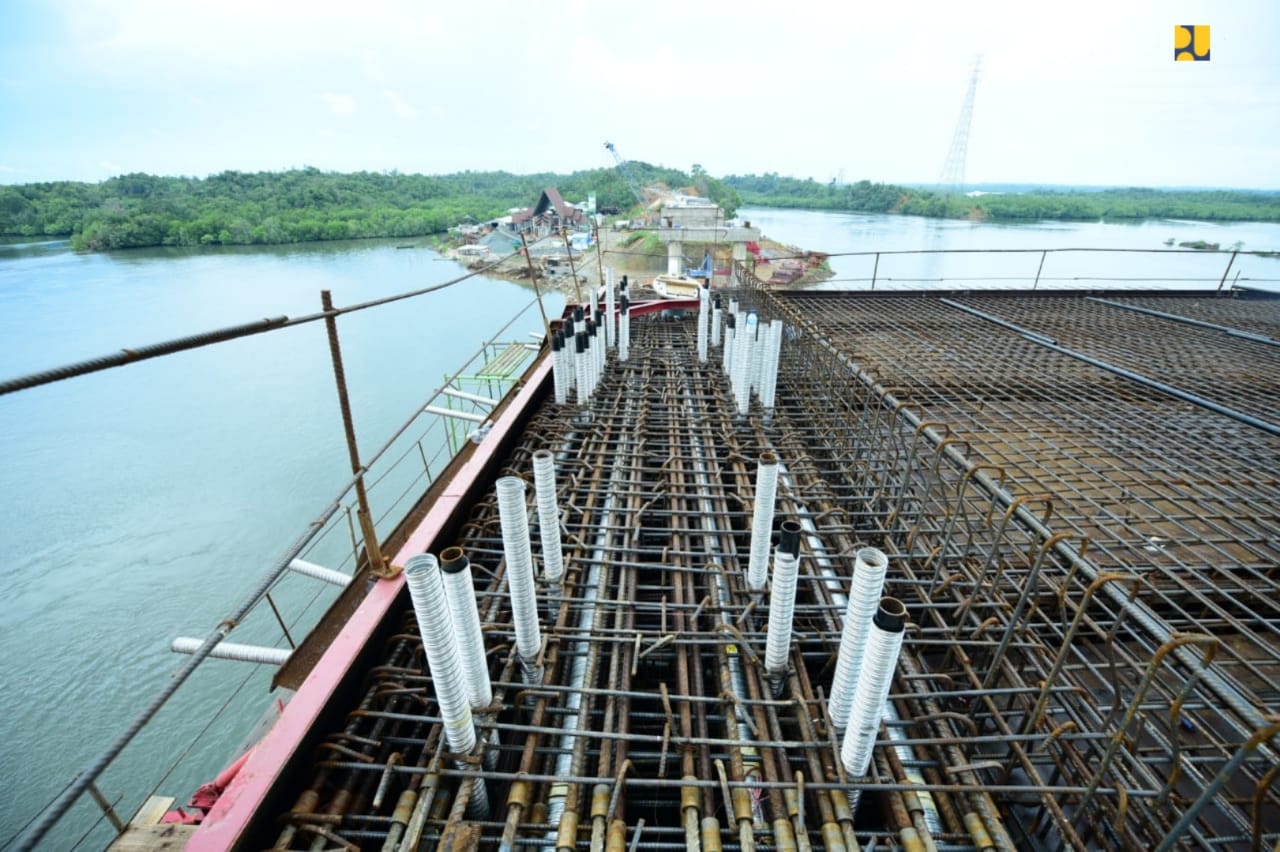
[{"x1": 258, "y1": 280, "x2": 1279, "y2": 851}]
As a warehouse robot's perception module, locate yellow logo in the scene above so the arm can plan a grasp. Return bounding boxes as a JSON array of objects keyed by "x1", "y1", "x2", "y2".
[{"x1": 1175, "y1": 25, "x2": 1210, "y2": 61}]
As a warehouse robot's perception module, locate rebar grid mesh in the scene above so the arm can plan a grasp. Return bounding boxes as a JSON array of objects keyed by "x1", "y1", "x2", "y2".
[{"x1": 262, "y1": 286, "x2": 1279, "y2": 852}]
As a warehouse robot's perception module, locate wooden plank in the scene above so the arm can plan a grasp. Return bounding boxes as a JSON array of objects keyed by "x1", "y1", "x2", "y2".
[
  {"x1": 108, "y1": 823, "x2": 195, "y2": 852},
  {"x1": 128, "y1": 796, "x2": 175, "y2": 827}
]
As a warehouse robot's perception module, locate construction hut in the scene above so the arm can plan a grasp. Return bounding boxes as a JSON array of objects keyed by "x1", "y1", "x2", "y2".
[{"x1": 511, "y1": 188, "x2": 585, "y2": 237}]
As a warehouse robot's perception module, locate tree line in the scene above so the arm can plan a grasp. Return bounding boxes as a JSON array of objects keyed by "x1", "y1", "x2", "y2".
[
  {"x1": 723, "y1": 174, "x2": 1280, "y2": 222},
  {"x1": 0, "y1": 163, "x2": 741, "y2": 251}
]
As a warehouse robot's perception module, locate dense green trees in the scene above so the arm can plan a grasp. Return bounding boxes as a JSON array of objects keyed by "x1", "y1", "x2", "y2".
[
  {"x1": 0, "y1": 162, "x2": 729, "y2": 251},
  {"x1": 723, "y1": 175, "x2": 1280, "y2": 223},
  {"x1": 7, "y1": 166, "x2": 1271, "y2": 253}
]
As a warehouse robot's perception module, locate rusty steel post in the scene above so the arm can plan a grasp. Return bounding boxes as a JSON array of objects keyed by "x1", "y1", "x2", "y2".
[{"x1": 320, "y1": 289, "x2": 394, "y2": 579}]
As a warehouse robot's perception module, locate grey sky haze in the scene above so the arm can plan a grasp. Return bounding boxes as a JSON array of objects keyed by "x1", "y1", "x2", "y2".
[{"x1": 1, "y1": 0, "x2": 1276, "y2": 187}]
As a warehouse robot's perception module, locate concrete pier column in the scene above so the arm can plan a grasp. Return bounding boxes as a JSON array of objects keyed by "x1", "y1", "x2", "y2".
[{"x1": 667, "y1": 240, "x2": 683, "y2": 275}]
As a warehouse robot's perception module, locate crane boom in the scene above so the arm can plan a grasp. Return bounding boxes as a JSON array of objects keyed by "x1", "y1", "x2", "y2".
[{"x1": 603, "y1": 141, "x2": 646, "y2": 206}]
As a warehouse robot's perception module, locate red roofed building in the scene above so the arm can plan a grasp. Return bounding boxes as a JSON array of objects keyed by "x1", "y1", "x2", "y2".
[{"x1": 512, "y1": 188, "x2": 585, "y2": 236}]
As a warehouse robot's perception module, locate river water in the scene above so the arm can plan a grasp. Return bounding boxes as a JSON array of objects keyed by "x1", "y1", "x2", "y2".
[{"x1": 2, "y1": 210, "x2": 1279, "y2": 847}]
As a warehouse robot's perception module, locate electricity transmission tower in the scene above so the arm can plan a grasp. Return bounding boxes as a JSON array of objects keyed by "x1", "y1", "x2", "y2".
[{"x1": 937, "y1": 55, "x2": 982, "y2": 195}]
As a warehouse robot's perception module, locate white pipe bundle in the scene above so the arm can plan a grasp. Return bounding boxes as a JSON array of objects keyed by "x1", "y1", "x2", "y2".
[
  {"x1": 841, "y1": 597, "x2": 907, "y2": 782},
  {"x1": 827, "y1": 548, "x2": 890, "y2": 730},
  {"x1": 405, "y1": 553, "x2": 491, "y2": 817}
]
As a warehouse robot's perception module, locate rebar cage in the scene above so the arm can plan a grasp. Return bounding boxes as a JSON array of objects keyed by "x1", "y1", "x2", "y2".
[{"x1": 261, "y1": 278, "x2": 1280, "y2": 852}]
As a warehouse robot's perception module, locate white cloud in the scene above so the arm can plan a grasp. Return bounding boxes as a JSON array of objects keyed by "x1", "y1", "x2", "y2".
[
  {"x1": 0, "y1": 165, "x2": 19, "y2": 173},
  {"x1": 383, "y1": 90, "x2": 417, "y2": 119},
  {"x1": 98, "y1": 161, "x2": 122, "y2": 173},
  {"x1": 322, "y1": 93, "x2": 356, "y2": 117}
]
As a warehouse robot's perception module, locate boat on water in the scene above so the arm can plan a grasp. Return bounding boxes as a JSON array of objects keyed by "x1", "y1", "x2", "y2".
[
  {"x1": 11, "y1": 250, "x2": 1280, "y2": 852},
  {"x1": 650, "y1": 272, "x2": 703, "y2": 300}
]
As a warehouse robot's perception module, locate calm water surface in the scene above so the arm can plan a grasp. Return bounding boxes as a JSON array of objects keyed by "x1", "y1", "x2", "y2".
[
  {"x1": 740, "y1": 207, "x2": 1280, "y2": 291},
  {"x1": 0, "y1": 239, "x2": 561, "y2": 848},
  {"x1": 3, "y1": 210, "x2": 1280, "y2": 846}
]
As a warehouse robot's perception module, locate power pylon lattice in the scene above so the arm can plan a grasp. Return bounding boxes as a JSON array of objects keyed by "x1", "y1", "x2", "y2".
[{"x1": 937, "y1": 56, "x2": 982, "y2": 195}]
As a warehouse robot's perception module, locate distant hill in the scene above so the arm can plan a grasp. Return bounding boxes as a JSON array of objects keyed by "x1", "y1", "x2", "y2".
[{"x1": 724, "y1": 174, "x2": 1280, "y2": 223}]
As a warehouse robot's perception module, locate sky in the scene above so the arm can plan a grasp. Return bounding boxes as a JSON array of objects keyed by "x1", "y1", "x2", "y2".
[{"x1": 0, "y1": 0, "x2": 1277, "y2": 189}]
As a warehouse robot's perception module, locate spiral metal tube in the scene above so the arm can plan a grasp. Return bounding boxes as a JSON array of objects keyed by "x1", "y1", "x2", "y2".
[
  {"x1": 575, "y1": 332, "x2": 590, "y2": 405},
  {"x1": 722, "y1": 314, "x2": 735, "y2": 375},
  {"x1": 532, "y1": 450, "x2": 565, "y2": 586},
  {"x1": 439, "y1": 548, "x2": 493, "y2": 711},
  {"x1": 761, "y1": 319, "x2": 784, "y2": 412},
  {"x1": 404, "y1": 554, "x2": 476, "y2": 754},
  {"x1": 495, "y1": 477, "x2": 542, "y2": 668},
  {"x1": 619, "y1": 296, "x2": 630, "y2": 362},
  {"x1": 696, "y1": 283, "x2": 709, "y2": 364},
  {"x1": 746, "y1": 452, "x2": 780, "y2": 592},
  {"x1": 551, "y1": 333, "x2": 567, "y2": 405},
  {"x1": 733, "y1": 313, "x2": 755, "y2": 415},
  {"x1": 764, "y1": 521, "x2": 802, "y2": 681},
  {"x1": 711, "y1": 296, "x2": 722, "y2": 348},
  {"x1": 828, "y1": 548, "x2": 890, "y2": 730},
  {"x1": 841, "y1": 597, "x2": 907, "y2": 780}
]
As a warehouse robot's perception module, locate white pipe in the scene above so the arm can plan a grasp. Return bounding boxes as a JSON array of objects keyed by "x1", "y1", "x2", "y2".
[
  {"x1": 746, "y1": 452, "x2": 779, "y2": 592},
  {"x1": 761, "y1": 319, "x2": 784, "y2": 413},
  {"x1": 405, "y1": 554, "x2": 476, "y2": 752},
  {"x1": 288, "y1": 558, "x2": 351, "y2": 587},
  {"x1": 171, "y1": 638, "x2": 290, "y2": 665},
  {"x1": 532, "y1": 450, "x2": 565, "y2": 586},
  {"x1": 749, "y1": 315, "x2": 766, "y2": 395},
  {"x1": 404, "y1": 553, "x2": 490, "y2": 818},
  {"x1": 575, "y1": 332, "x2": 590, "y2": 405},
  {"x1": 764, "y1": 521, "x2": 802, "y2": 693},
  {"x1": 734, "y1": 312, "x2": 756, "y2": 415},
  {"x1": 424, "y1": 405, "x2": 486, "y2": 423},
  {"x1": 594, "y1": 318, "x2": 604, "y2": 382},
  {"x1": 841, "y1": 597, "x2": 908, "y2": 783},
  {"x1": 711, "y1": 297, "x2": 722, "y2": 348},
  {"x1": 563, "y1": 319, "x2": 576, "y2": 392},
  {"x1": 701, "y1": 280, "x2": 711, "y2": 360},
  {"x1": 619, "y1": 296, "x2": 630, "y2": 363},
  {"x1": 439, "y1": 548, "x2": 493, "y2": 711},
  {"x1": 722, "y1": 315, "x2": 735, "y2": 376},
  {"x1": 495, "y1": 477, "x2": 543, "y2": 677},
  {"x1": 441, "y1": 387, "x2": 498, "y2": 407},
  {"x1": 552, "y1": 334, "x2": 567, "y2": 405},
  {"x1": 828, "y1": 548, "x2": 889, "y2": 730},
  {"x1": 604, "y1": 267, "x2": 615, "y2": 348}
]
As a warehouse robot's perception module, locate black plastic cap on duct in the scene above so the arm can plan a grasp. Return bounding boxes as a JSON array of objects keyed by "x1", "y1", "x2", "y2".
[
  {"x1": 552, "y1": 333, "x2": 562, "y2": 352},
  {"x1": 588, "y1": 320, "x2": 597, "y2": 338},
  {"x1": 620, "y1": 295, "x2": 629, "y2": 311},
  {"x1": 873, "y1": 596, "x2": 907, "y2": 633},
  {"x1": 778, "y1": 520, "x2": 801, "y2": 556},
  {"x1": 575, "y1": 332, "x2": 586, "y2": 354},
  {"x1": 574, "y1": 306, "x2": 584, "y2": 322},
  {"x1": 713, "y1": 295, "x2": 722, "y2": 308},
  {"x1": 727, "y1": 314, "x2": 736, "y2": 329},
  {"x1": 440, "y1": 546, "x2": 469, "y2": 575},
  {"x1": 621, "y1": 275, "x2": 628, "y2": 289}
]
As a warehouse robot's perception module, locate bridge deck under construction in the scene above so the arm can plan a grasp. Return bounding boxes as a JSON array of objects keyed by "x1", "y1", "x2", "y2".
[{"x1": 210, "y1": 285, "x2": 1280, "y2": 852}]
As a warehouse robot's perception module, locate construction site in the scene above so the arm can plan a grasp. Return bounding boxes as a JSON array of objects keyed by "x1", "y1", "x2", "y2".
[{"x1": 158, "y1": 264, "x2": 1280, "y2": 852}]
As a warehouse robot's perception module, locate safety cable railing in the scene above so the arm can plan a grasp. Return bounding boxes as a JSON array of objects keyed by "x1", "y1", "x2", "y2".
[{"x1": 8, "y1": 256, "x2": 552, "y2": 852}]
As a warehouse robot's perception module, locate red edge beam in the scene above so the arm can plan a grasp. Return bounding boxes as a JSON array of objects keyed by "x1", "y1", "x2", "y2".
[{"x1": 189, "y1": 355, "x2": 553, "y2": 850}]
